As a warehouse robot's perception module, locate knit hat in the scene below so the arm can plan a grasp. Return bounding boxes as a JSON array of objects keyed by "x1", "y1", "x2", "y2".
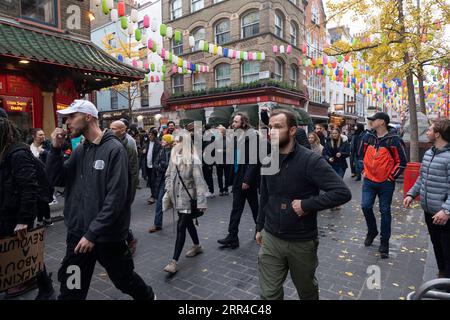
[{"x1": 162, "y1": 134, "x2": 174, "y2": 144}]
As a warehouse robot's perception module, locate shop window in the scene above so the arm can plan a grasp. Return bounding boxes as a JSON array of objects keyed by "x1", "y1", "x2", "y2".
[{"x1": 21, "y1": 0, "x2": 58, "y2": 27}]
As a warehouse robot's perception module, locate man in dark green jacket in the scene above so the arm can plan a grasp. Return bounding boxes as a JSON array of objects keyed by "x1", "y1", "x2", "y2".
[{"x1": 256, "y1": 109, "x2": 351, "y2": 300}]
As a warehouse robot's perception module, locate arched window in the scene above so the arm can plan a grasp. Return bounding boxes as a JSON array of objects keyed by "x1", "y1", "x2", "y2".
[
  {"x1": 241, "y1": 11, "x2": 260, "y2": 39},
  {"x1": 289, "y1": 64, "x2": 298, "y2": 87},
  {"x1": 191, "y1": 0, "x2": 204, "y2": 13},
  {"x1": 274, "y1": 59, "x2": 284, "y2": 81},
  {"x1": 192, "y1": 28, "x2": 205, "y2": 51},
  {"x1": 241, "y1": 61, "x2": 260, "y2": 83},
  {"x1": 172, "y1": 36, "x2": 183, "y2": 55},
  {"x1": 192, "y1": 73, "x2": 206, "y2": 91},
  {"x1": 172, "y1": 74, "x2": 184, "y2": 93},
  {"x1": 290, "y1": 22, "x2": 298, "y2": 46},
  {"x1": 215, "y1": 63, "x2": 231, "y2": 87},
  {"x1": 171, "y1": 0, "x2": 182, "y2": 20},
  {"x1": 274, "y1": 12, "x2": 283, "y2": 38},
  {"x1": 312, "y1": 5, "x2": 319, "y2": 25},
  {"x1": 215, "y1": 19, "x2": 230, "y2": 45}
]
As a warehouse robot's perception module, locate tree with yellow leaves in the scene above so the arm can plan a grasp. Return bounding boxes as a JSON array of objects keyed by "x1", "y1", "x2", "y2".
[{"x1": 326, "y1": 0, "x2": 449, "y2": 162}]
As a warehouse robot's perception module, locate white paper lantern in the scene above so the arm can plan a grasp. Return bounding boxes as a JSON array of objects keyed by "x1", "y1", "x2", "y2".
[
  {"x1": 236, "y1": 51, "x2": 241, "y2": 60},
  {"x1": 228, "y1": 49, "x2": 233, "y2": 58},
  {"x1": 261, "y1": 52, "x2": 266, "y2": 60},
  {"x1": 189, "y1": 36, "x2": 195, "y2": 48},
  {"x1": 183, "y1": 60, "x2": 188, "y2": 69},
  {"x1": 125, "y1": 58, "x2": 132, "y2": 65},
  {"x1": 178, "y1": 67, "x2": 183, "y2": 74},
  {"x1": 127, "y1": 24, "x2": 134, "y2": 36},
  {"x1": 130, "y1": 9, "x2": 138, "y2": 23},
  {"x1": 188, "y1": 70, "x2": 192, "y2": 74},
  {"x1": 157, "y1": 45, "x2": 162, "y2": 55},
  {"x1": 280, "y1": 45, "x2": 285, "y2": 54},
  {"x1": 166, "y1": 27, "x2": 173, "y2": 39},
  {"x1": 209, "y1": 43, "x2": 214, "y2": 54},
  {"x1": 141, "y1": 32, "x2": 148, "y2": 45},
  {"x1": 106, "y1": 0, "x2": 114, "y2": 10},
  {"x1": 217, "y1": 46, "x2": 223, "y2": 56},
  {"x1": 243, "y1": 52, "x2": 248, "y2": 60},
  {"x1": 173, "y1": 55, "x2": 178, "y2": 64},
  {"x1": 137, "y1": 61, "x2": 143, "y2": 69},
  {"x1": 151, "y1": 18, "x2": 158, "y2": 32},
  {"x1": 198, "y1": 40, "x2": 205, "y2": 50},
  {"x1": 94, "y1": 0, "x2": 101, "y2": 6},
  {"x1": 110, "y1": 9, "x2": 118, "y2": 22}
]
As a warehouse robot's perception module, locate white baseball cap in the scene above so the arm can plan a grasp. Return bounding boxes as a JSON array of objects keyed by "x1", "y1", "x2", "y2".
[{"x1": 57, "y1": 99, "x2": 99, "y2": 119}]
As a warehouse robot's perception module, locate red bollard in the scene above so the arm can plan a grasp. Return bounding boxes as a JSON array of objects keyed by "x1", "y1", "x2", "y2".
[{"x1": 403, "y1": 162, "x2": 421, "y2": 198}]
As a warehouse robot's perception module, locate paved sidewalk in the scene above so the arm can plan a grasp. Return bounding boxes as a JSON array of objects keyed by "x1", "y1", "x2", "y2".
[{"x1": 2, "y1": 174, "x2": 435, "y2": 300}]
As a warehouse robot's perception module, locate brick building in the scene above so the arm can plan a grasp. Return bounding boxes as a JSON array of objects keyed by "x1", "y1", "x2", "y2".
[
  {"x1": 161, "y1": 0, "x2": 328, "y2": 126},
  {"x1": 0, "y1": 0, "x2": 144, "y2": 135}
]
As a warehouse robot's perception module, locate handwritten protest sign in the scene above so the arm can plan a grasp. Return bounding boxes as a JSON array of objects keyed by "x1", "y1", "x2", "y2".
[{"x1": 0, "y1": 228, "x2": 45, "y2": 292}]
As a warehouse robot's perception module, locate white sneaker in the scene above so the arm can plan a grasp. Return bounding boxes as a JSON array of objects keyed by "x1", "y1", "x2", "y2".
[
  {"x1": 205, "y1": 192, "x2": 215, "y2": 198},
  {"x1": 163, "y1": 260, "x2": 178, "y2": 274}
]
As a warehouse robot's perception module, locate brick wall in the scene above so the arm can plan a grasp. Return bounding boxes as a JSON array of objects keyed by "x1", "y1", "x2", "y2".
[{"x1": 161, "y1": 0, "x2": 307, "y2": 96}]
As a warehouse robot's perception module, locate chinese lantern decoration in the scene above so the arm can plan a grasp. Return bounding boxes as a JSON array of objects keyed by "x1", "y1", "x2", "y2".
[
  {"x1": 117, "y1": 1, "x2": 125, "y2": 16},
  {"x1": 120, "y1": 16, "x2": 128, "y2": 30},
  {"x1": 110, "y1": 9, "x2": 118, "y2": 22},
  {"x1": 143, "y1": 15, "x2": 150, "y2": 28},
  {"x1": 102, "y1": 0, "x2": 110, "y2": 15},
  {"x1": 301, "y1": 43, "x2": 307, "y2": 54}
]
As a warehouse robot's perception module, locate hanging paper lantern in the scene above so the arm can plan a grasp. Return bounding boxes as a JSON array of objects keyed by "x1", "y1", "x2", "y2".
[
  {"x1": 337, "y1": 55, "x2": 343, "y2": 63},
  {"x1": 117, "y1": 54, "x2": 123, "y2": 62},
  {"x1": 183, "y1": 60, "x2": 187, "y2": 69},
  {"x1": 156, "y1": 76, "x2": 160, "y2": 82},
  {"x1": 111, "y1": 9, "x2": 118, "y2": 22},
  {"x1": 151, "y1": 18, "x2": 158, "y2": 32},
  {"x1": 178, "y1": 57, "x2": 183, "y2": 67},
  {"x1": 301, "y1": 43, "x2": 307, "y2": 54},
  {"x1": 344, "y1": 54, "x2": 350, "y2": 62},
  {"x1": 141, "y1": 32, "x2": 148, "y2": 45},
  {"x1": 208, "y1": 43, "x2": 214, "y2": 54},
  {"x1": 272, "y1": 45, "x2": 278, "y2": 53},
  {"x1": 102, "y1": 0, "x2": 110, "y2": 15},
  {"x1": 150, "y1": 63, "x2": 155, "y2": 72},
  {"x1": 158, "y1": 24, "x2": 166, "y2": 37},
  {"x1": 217, "y1": 46, "x2": 223, "y2": 56},
  {"x1": 338, "y1": 69, "x2": 343, "y2": 77},
  {"x1": 248, "y1": 52, "x2": 253, "y2": 60},
  {"x1": 132, "y1": 59, "x2": 138, "y2": 68},
  {"x1": 172, "y1": 66, "x2": 177, "y2": 73},
  {"x1": 239, "y1": 51, "x2": 244, "y2": 60},
  {"x1": 137, "y1": 61, "x2": 143, "y2": 69},
  {"x1": 144, "y1": 62, "x2": 149, "y2": 70},
  {"x1": 317, "y1": 57, "x2": 322, "y2": 66},
  {"x1": 120, "y1": 16, "x2": 128, "y2": 30},
  {"x1": 256, "y1": 52, "x2": 262, "y2": 61},
  {"x1": 130, "y1": 9, "x2": 138, "y2": 23},
  {"x1": 178, "y1": 67, "x2": 183, "y2": 74},
  {"x1": 161, "y1": 48, "x2": 166, "y2": 59},
  {"x1": 286, "y1": 45, "x2": 293, "y2": 54},
  {"x1": 223, "y1": 48, "x2": 229, "y2": 57},
  {"x1": 183, "y1": 68, "x2": 188, "y2": 74},
  {"x1": 167, "y1": 27, "x2": 173, "y2": 39},
  {"x1": 332, "y1": 61, "x2": 337, "y2": 68},
  {"x1": 261, "y1": 52, "x2": 265, "y2": 60},
  {"x1": 214, "y1": 45, "x2": 218, "y2": 55},
  {"x1": 203, "y1": 41, "x2": 209, "y2": 52},
  {"x1": 117, "y1": 1, "x2": 125, "y2": 16},
  {"x1": 162, "y1": 75, "x2": 166, "y2": 81},
  {"x1": 323, "y1": 56, "x2": 328, "y2": 65},
  {"x1": 94, "y1": 0, "x2": 101, "y2": 6},
  {"x1": 135, "y1": 29, "x2": 142, "y2": 41},
  {"x1": 174, "y1": 30, "x2": 182, "y2": 43},
  {"x1": 189, "y1": 36, "x2": 195, "y2": 48},
  {"x1": 143, "y1": 15, "x2": 150, "y2": 29},
  {"x1": 280, "y1": 45, "x2": 285, "y2": 54},
  {"x1": 162, "y1": 65, "x2": 167, "y2": 73},
  {"x1": 150, "y1": 76, "x2": 154, "y2": 83},
  {"x1": 127, "y1": 24, "x2": 134, "y2": 36},
  {"x1": 311, "y1": 58, "x2": 316, "y2": 66},
  {"x1": 147, "y1": 40, "x2": 153, "y2": 50},
  {"x1": 151, "y1": 41, "x2": 157, "y2": 53}
]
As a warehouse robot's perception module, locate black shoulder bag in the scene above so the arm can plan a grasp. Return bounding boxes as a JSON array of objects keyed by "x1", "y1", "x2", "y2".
[{"x1": 175, "y1": 165, "x2": 204, "y2": 222}]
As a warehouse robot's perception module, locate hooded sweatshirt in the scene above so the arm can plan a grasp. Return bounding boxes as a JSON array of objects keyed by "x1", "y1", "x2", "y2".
[{"x1": 46, "y1": 130, "x2": 130, "y2": 243}]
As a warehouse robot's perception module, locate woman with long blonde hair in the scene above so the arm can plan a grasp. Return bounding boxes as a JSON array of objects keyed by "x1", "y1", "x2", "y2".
[
  {"x1": 308, "y1": 132, "x2": 324, "y2": 156},
  {"x1": 162, "y1": 127, "x2": 208, "y2": 274}
]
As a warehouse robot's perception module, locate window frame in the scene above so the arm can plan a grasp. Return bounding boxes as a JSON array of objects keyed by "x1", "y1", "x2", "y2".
[
  {"x1": 241, "y1": 61, "x2": 260, "y2": 84},
  {"x1": 191, "y1": 0, "x2": 204, "y2": 13},
  {"x1": 289, "y1": 64, "x2": 298, "y2": 88},
  {"x1": 215, "y1": 19, "x2": 231, "y2": 45},
  {"x1": 274, "y1": 59, "x2": 284, "y2": 81},
  {"x1": 171, "y1": 0, "x2": 182, "y2": 20},
  {"x1": 241, "y1": 11, "x2": 260, "y2": 39},
  {"x1": 215, "y1": 63, "x2": 232, "y2": 88},
  {"x1": 172, "y1": 74, "x2": 184, "y2": 94},
  {"x1": 172, "y1": 37, "x2": 183, "y2": 56},
  {"x1": 20, "y1": 0, "x2": 59, "y2": 27},
  {"x1": 192, "y1": 73, "x2": 206, "y2": 91},
  {"x1": 192, "y1": 27, "x2": 206, "y2": 52},
  {"x1": 274, "y1": 12, "x2": 283, "y2": 38},
  {"x1": 290, "y1": 22, "x2": 298, "y2": 47}
]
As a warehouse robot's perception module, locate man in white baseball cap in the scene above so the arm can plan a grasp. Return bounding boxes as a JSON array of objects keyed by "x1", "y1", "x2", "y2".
[{"x1": 47, "y1": 99, "x2": 155, "y2": 300}]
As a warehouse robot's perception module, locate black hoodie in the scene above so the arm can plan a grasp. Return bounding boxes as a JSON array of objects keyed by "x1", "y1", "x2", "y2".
[{"x1": 46, "y1": 131, "x2": 130, "y2": 243}]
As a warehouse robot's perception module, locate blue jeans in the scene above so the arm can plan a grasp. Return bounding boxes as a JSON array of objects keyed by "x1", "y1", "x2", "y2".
[
  {"x1": 361, "y1": 179, "x2": 395, "y2": 242},
  {"x1": 154, "y1": 182, "x2": 165, "y2": 228}
]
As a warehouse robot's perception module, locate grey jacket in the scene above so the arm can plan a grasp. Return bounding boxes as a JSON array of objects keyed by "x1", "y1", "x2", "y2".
[
  {"x1": 121, "y1": 133, "x2": 139, "y2": 202},
  {"x1": 46, "y1": 131, "x2": 131, "y2": 243},
  {"x1": 407, "y1": 144, "x2": 450, "y2": 214},
  {"x1": 163, "y1": 153, "x2": 208, "y2": 212}
]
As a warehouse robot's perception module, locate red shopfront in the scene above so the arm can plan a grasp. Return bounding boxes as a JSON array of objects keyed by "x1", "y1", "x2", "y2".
[{"x1": 0, "y1": 72, "x2": 78, "y2": 134}]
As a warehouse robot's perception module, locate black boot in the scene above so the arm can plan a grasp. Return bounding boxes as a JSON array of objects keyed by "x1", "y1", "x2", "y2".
[
  {"x1": 35, "y1": 271, "x2": 55, "y2": 300},
  {"x1": 364, "y1": 231, "x2": 379, "y2": 247},
  {"x1": 378, "y1": 241, "x2": 389, "y2": 259},
  {"x1": 217, "y1": 235, "x2": 239, "y2": 248}
]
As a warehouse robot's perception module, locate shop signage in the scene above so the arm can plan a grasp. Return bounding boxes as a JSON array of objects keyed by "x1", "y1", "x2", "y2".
[
  {"x1": 174, "y1": 95, "x2": 300, "y2": 111},
  {"x1": 0, "y1": 74, "x2": 6, "y2": 95},
  {"x1": 4, "y1": 96, "x2": 30, "y2": 113}
]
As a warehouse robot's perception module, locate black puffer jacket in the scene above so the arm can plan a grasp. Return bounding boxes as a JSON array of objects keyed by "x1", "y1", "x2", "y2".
[
  {"x1": 257, "y1": 143, "x2": 352, "y2": 241},
  {"x1": 0, "y1": 143, "x2": 38, "y2": 225}
]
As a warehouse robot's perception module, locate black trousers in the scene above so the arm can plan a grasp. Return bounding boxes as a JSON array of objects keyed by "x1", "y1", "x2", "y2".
[
  {"x1": 202, "y1": 165, "x2": 214, "y2": 194},
  {"x1": 228, "y1": 187, "x2": 259, "y2": 238},
  {"x1": 0, "y1": 220, "x2": 53, "y2": 294},
  {"x1": 173, "y1": 212, "x2": 200, "y2": 261},
  {"x1": 146, "y1": 167, "x2": 155, "y2": 196},
  {"x1": 58, "y1": 233, "x2": 153, "y2": 300},
  {"x1": 425, "y1": 212, "x2": 450, "y2": 278},
  {"x1": 216, "y1": 164, "x2": 231, "y2": 193},
  {"x1": 36, "y1": 201, "x2": 50, "y2": 222}
]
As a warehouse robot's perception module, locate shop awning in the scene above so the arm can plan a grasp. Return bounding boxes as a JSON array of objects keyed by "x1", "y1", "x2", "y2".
[
  {"x1": 208, "y1": 106, "x2": 234, "y2": 127},
  {"x1": 0, "y1": 22, "x2": 144, "y2": 81},
  {"x1": 179, "y1": 109, "x2": 206, "y2": 127}
]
